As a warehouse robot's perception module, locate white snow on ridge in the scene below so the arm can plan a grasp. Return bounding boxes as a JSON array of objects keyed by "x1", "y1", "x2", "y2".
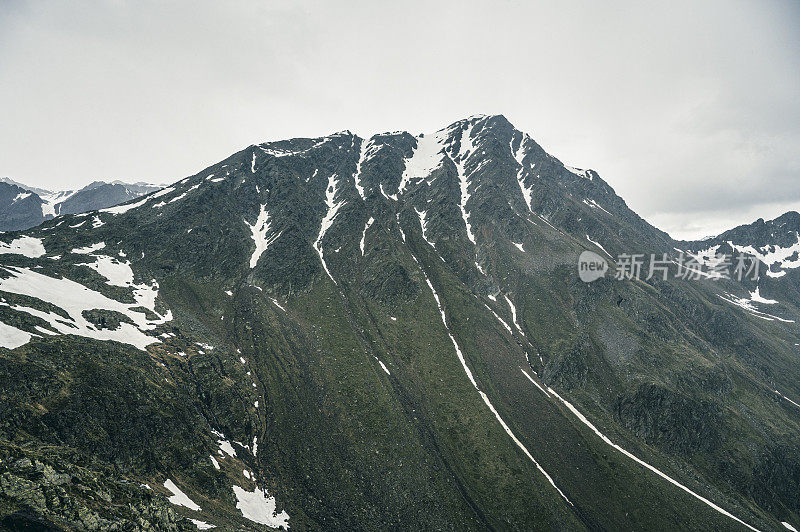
[
  {"x1": 313, "y1": 173, "x2": 344, "y2": 283},
  {"x1": 232, "y1": 485, "x2": 290, "y2": 529},
  {"x1": 566, "y1": 166, "x2": 592, "y2": 180},
  {"x1": 148, "y1": 186, "x2": 175, "y2": 201},
  {"x1": 246, "y1": 204, "x2": 282, "y2": 269},
  {"x1": 0, "y1": 236, "x2": 46, "y2": 258},
  {"x1": 727, "y1": 233, "x2": 800, "y2": 276},
  {"x1": 360, "y1": 217, "x2": 374, "y2": 256},
  {"x1": 163, "y1": 479, "x2": 201, "y2": 511},
  {"x1": 398, "y1": 131, "x2": 447, "y2": 194},
  {"x1": 101, "y1": 197, "x2": 149, "y2": 215}
]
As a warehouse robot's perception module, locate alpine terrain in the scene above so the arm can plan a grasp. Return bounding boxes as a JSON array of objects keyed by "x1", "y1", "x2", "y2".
[
  {"x1": 0, "y1": 178, "x2": 162, "y2": 232},
  {"x1": 0, "y1": 115, "x2": 798, "y2": 531}
]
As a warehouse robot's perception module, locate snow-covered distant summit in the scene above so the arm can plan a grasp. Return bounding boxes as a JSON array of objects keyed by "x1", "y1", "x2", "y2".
[{"x1": 0, "y1": 178, "x2": 163, "y2": 231}]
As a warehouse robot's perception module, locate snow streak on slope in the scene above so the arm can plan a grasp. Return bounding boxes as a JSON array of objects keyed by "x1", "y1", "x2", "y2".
[
  {"x1": 583, "y1": 199, "x2": 611, "y2": 216},
  {"x1": 452, "y1": 125, "x2": 477, "y2": 244},
  {"x1": 409, "y1": 251, "x2": 572, "y2": 506},
  {"x1": 519, "y1": 368, "x2": 760, "y2": 532},
  {"x1": 313, "y1": 173, "x2": 344, "y2": 283},
  {"x1": 360, "y1": 217, "x2": 374, "y2": 256},
  {"x1": 415, "y1": 208, "x2": 435, "y2": 248},
  {"x1": 164, "y1": 479, "x2": 201, "y2": 511},
  {"x1": 484, "y1": 303, "x2": 513, "y2": 334},
  {"x1": 774, "y1": 390, "x2": 800, "y2": 409},
  {"x1": 353, "y1": 137, "x2": 372, "y2": 200},
  {"x1": 717, "y1": 294, "x2": 795, "y2": 323},
  {"x1": 504, "y1": 295, "x2": 525, "y2": 336},
  {"x1": 246, "y1": 204, "x2": 282, "y2": 268},
  {"x1": 585, "y1": 235, "x2": 611, "y2": 258},
  {"x1": 511, "y1": 135, "x2": 535, "y2": 212},
  {"x1": 398, "y1": 131, "x2": 447, "y2": 195}
]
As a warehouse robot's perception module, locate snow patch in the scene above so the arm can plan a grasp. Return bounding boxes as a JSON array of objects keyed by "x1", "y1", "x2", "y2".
[
  {"x1": 71, "y1": 242, "x2": 106, "y2": 254},
  {"x1": 232, "y1": 485, "x2": 290, "y2": 529},
  {"x1": 398, "y1": 131, "x2": 447, "y2": 194},
  {"x1": 360, "y1": 217, "x2": 374, "y2": 256},
  {"x1": 0, "y1": 236, "x2": 46, "y2": 258},
  {"x1": 0, "y1": 321, "x2": 32, "y2": 349},
  {"x1": 245, "y1": 204, "x2": 282, "y2": 269},
  {"x1": 163, "y1": 479, "x2": 201, "y2": 511},
  {"x1": 313, "y1": 173, "x2": 344, "y2": 283},
  {"x1": 101, "y1": 197, "x2": 148, "y2": 215},
  {"x1": 0, "y1": 266, "x2": 170, "y2": 351}
]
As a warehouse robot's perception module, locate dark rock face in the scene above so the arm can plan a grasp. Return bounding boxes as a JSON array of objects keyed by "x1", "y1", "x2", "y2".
[
  {"x1": 615, "y1": 383, "x2": 723, "y2": 456},
  {"x1": 0, "y1": 182, "x2": 45, "y2": 231},
  {"x1": 0, "y1": 115, "x2": 798, "y2": 531}
]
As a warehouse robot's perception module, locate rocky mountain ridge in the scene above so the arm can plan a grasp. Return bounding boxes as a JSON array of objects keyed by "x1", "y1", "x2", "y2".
[
  {"x1": 0, "y1": 178, "x2": 162, "y2": 231},
  {"x1": 0, "y1": 114, "x2": 798, "y2": 531}
]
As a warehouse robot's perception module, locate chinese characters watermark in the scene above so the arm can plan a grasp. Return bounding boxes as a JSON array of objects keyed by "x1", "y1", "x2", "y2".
[{"x1": 578, "y1": 251, "x2": 762, "y2": 283}]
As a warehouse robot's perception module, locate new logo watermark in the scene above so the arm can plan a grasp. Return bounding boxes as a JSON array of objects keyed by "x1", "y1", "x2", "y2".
[
  {"x1": 578, "y1": 251, "x2": 763, "y2": 283},
  {"x1": 578, "y1": 251, "x2": 609, "y2": 282}
]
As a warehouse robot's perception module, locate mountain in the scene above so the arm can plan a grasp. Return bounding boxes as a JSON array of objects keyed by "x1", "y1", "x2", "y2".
[
  {"x1": 0, "y1": 115, "x2": 798, "y2": 531},
  {"x1": 0, "y1": 178, "x2": 163, "y2": 231}
]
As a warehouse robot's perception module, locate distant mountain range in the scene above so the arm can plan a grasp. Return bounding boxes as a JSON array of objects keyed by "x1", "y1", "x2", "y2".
[
  {"x1": 0, "y1": 115, "x2": 798, "y2": 531},
  {"x1": 0, "y1": 177, "x2": 163, "y2": 231}
]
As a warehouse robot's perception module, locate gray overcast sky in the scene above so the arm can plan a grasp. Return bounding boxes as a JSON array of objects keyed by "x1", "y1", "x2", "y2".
[{"x1": 1, "y1": 0, "x2": 798, "y2": 239}]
